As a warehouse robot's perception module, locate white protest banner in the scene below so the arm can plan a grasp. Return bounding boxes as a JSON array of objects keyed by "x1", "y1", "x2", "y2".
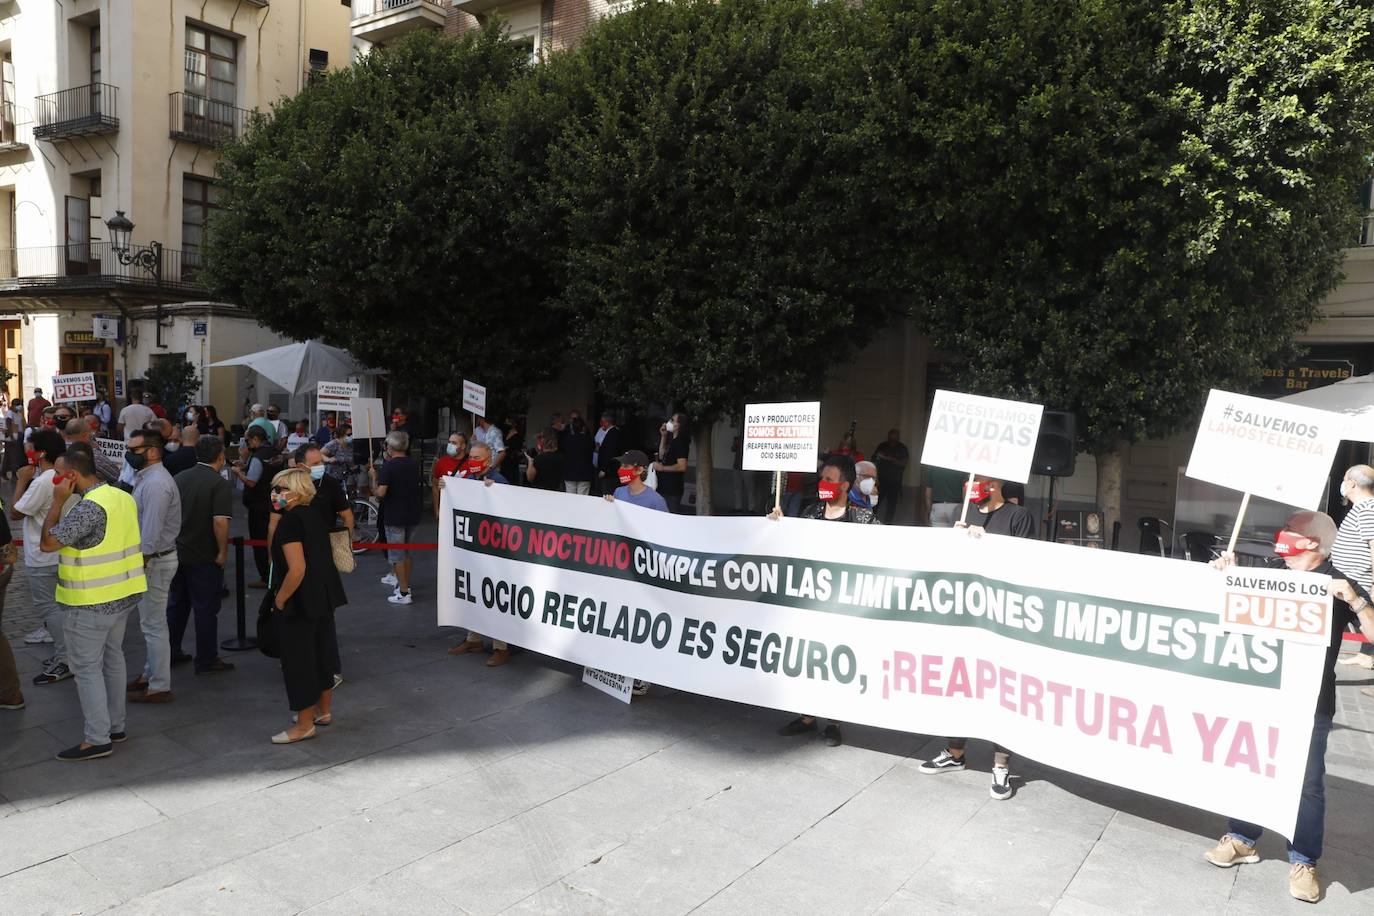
[
  {"x1": 1217, "y1": 567, "x2": 1332, "y2": 649},
  {"x1": 52, "y1": 372, "x2": 97, "y2": 402},
  {"x1": 1187, "y1": 389, "x2": 1340, "y2": 511},
  {"x1": 462, "y1": 379, "x2": 486, "y2": 418},
  {"x1": 348, "y1": 397, "x2": 386, "y2": 440},
  {"x1": 920, "y1": 390, "x2": 1044, "y2": 483},
  {"x1": 95, "y1": 437, "x2": 125, "y2": 467},
  {"x1": 440, "y1": 483, "x2": 1330, "y2": 838},
  {"x1": 317, "y1": 381, "x2": 360, "y2": 413},
  {"x1": 582, "y1": 667, "x2": 633, "y2": 704},
  {"x1": 742, "y1": 401, "x2": 821, "y2": 472}
]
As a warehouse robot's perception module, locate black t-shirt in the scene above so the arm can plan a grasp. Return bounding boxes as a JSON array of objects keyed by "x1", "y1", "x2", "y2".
[
  {"x1": 1315, "y1": 558, "x2": 1364, "y2": 717},
  {"x1": 378, "y1": 455, "x2": 421, "y2": 527},
  {"x1": 270, "y1": 507, "x2": 347, "y2": 619},
  {"x1": 162, "y1": 444, "x2": 198, "y2": 476},
  {"x1": 310, "y1": 473, "x2": 349, "y2": 529},
  {"x1": 974, "y1": 502, "x2": 1036, "y2": 539},
  {"x1": 562, "y1": 430, "x2": 596, "y2": 482},
  {"x1": 656, "y1": 433, "x2": 690, "y2": 498},
  {"x1": 532, "y1": 451, "x2": 566, "y2": 491}
]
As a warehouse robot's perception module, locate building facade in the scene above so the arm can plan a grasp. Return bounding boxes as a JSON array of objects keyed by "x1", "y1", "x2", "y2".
[{"x1": 0, "y1": 0, "x2": 350, "y2": 409}]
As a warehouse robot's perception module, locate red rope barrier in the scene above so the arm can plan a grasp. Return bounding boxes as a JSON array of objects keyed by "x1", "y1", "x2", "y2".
[{"x1": 239, "y1": 539, "x2": 437, "y2": 550}]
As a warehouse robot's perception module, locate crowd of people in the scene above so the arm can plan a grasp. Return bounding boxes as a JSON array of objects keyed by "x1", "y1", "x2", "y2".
[{"x1": 4, "y1": 386, "x2": 1374, "y2": 904}]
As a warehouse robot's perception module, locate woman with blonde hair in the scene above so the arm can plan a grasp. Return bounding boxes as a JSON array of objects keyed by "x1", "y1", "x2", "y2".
[{"x1": 267, "y1": 467, "x2": 347, "y2": 744}]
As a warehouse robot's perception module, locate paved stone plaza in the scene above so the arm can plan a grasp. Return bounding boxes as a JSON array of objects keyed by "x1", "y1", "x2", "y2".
[{"x1": 2, "y1": 518, "x2": 1373, "y2": 915}]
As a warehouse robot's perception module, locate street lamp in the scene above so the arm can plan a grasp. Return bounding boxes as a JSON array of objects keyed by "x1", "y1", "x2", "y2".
[{"x1": 105, "y1": 210, "x2": 162, "y2": 280}]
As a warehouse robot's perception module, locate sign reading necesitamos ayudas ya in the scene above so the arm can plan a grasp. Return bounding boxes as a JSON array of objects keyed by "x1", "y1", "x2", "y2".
[
  {"x1": 920, "y1": 390, "x2": 1044, "y2": 483},
  {"x1": 1187, "y1": 389, "x2": 1341, "y2": 510},
  {"x1": 440, "y1": 483, "x2": 1328, "y2": 840}
]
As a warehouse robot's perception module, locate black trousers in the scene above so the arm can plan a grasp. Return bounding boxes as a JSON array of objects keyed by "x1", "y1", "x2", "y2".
[
  {"x1": 279, "y1": 612, "x2": 338, "y2": 712},
  {"x1": 247, "y1": 501, "x2": 270, "y2": 581},
  {"x1": 878, "y1": 481, "x2": 902, "y2": 525},
  {"x1": 166, "y1": 561, "x2": 224, "y2": 671}
]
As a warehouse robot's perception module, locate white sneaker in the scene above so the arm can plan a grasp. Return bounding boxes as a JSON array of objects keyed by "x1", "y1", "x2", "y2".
[
  {"x1": 23, "y1": 627, "x2": 53, "y2": 645},
  {"x1": 387, "y1": 591, "x2": 413, "y2": 605},
  {"x1": 381, "y1": 573, "x2": 398, "y2": 587}
]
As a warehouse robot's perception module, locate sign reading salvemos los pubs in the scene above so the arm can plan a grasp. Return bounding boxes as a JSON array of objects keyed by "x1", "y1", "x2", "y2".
[{"x1": 439, "y1": 483, "x2": 1329, "y2": 838}]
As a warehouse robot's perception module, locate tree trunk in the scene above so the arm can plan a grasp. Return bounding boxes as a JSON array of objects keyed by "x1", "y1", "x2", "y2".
[
  {"x1": 695, "y1": 418, "x2": 714, "y2": 516},
  {"x1": 1095, "y1": 445, "x2": 1124, "y2": 549}
]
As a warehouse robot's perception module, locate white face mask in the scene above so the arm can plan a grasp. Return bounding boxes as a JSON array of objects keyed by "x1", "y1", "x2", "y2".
[
  {"x1": 166, "y1": 442, "x2": 180, "y2": 451},
  {"x1": 858, "y1": 478, "x2": 876, "y2": 496},
  {"x1": 446, "y1": 443, "x2": 459, "y2": 457},
  {"x1": 664, "y1": 421, "x2": 675, "y2": 434},
  {"x1": 869, "y1": 494, "x2": 879, "y2": 507}
]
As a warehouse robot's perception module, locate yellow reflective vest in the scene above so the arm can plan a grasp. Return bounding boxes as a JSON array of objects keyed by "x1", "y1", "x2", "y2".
[{"x1": 55, "y1": 484, "x2": 147, "y2": 606}]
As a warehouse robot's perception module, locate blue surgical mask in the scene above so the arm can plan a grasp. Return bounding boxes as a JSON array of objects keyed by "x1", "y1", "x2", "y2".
[
  {"x1": 446, "y1": 443, "x2": 459, "y2": 457},
  {"x1": 344, "y1": 436, "x2": 352, "y2": 444},
  {"x1": 309, "y1": 464, "x2": 325, "y2": 481}
]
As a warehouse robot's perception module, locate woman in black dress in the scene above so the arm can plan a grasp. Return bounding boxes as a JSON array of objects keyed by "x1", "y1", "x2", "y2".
[{"x1": 267, "y1": 467, "x2": 347, "y2": 744}]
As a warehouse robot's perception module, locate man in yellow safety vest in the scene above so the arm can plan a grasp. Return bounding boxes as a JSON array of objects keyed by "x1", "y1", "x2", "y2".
[{"x1": 40, "y1": 443, "x2": 147, "y2": 761}]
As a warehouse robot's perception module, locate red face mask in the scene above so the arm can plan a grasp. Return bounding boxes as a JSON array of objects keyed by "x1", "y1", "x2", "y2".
[
  {"x1": 24, "y1": 449, "x2": 36, "y2": 465},
  {"x1": 617, "y1": 466, "x2": 639, "y2": 485},
  {"x1": 965, "y1": 480, "x2": 990, "y2": 502},
  {"x1": 86, "y1": 416, "x2": 100, "y2": 431},
  {"x1": 1274, "y1": 529, "x2": 1315, "y2": 557},
  {"x1": 459, "y1": 459, "x2": 485, "y2": 478},
  {"x1": 818, "y1": 479, "x2": 843, "y2": 502},
  {"x1": 43, "y1": 419, "x2": 54, "y2": 428}
]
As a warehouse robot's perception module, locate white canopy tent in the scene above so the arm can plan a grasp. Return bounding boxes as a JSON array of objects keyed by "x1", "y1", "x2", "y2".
[
  {"x1": 208, "y1": 340, "x2": 371, "y2": 396},
  {"x1": 1276, "y1": 372, "x2": 1374, "y2": 440}
]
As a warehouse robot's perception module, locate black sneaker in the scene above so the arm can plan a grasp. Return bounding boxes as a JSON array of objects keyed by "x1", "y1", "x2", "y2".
[
  {"x1": 56, "y1": 743, "x2": 113, "y2": 761},
  {"x1": 33, "y1": 661, "x2": 73, "y2": 686},
  {"x1": 822, "y1": 724, "x2": 843, "y2": 747},
  {"x1": 778, "y1": 716, "x2": 817, "y2": 737},
  {"x1": 990, "y1": 766, "x2": 1013, "y2": 800},
  {"x1": 918, "y1": 750, "x2": 966, "y2": 774},
  {"x1": 110, "y1": 731, "x2": 128, "y2": 743}
]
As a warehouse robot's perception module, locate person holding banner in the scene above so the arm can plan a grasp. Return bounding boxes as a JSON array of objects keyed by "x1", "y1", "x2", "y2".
[
  {"x1": 919, "y1": 475, "x2": 1035, "y2": 799},
  {"x1": 444, "y1": 444, "x2": 516, "y2": 666},
  {"x1": 1332, "y1": 465, "x2": 1374, "y2": 671},
  {"x1": 770, "y1": 454, "x2": 878, "y2": 746},
  {"x1": 432, "y1": 432, "x2": 469, "y2": 519},
  {"x1": 1203, "y1": 511, "x2": 1372, "y2": 903},
  {"x1": 605, "y1": 450, "x2": 667, "y2": 513}
]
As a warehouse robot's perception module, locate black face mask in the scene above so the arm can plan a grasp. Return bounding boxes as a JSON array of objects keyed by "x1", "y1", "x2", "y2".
[{"x1": 126, "y1": 451, "x2": 148, "y2": 471}]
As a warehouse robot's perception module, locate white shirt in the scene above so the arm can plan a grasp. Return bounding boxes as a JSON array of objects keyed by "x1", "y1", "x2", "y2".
[
  {"x1": 13, "y1": 468, "x2": 61, "y2": 567},
  {"x1": 272, "y1": 419, "x2": 288, "y2": 443},
  {"x1": 287, "y1": 433, "x2": 311, "y2": 452},
  {"x1": 117, "y1": 403, "x2": 157, "y2": 441}
]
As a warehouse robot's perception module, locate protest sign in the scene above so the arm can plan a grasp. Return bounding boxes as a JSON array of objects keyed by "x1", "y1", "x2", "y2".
[
  {"x1": 920, "y1": 390, "x2": 1044, "y2": 484},
  {"x1": 440, "y1": 483, "x2": 1330, "y2": 838},
  {"x1": 463, "y1": 379, "x2": 486, "y2": 418},
  {"x1": 582, "y1": 667, "x2": 633, "y2": 704},
  {"x1": 317, "y1": 381, "x2": 360, "y2": 413},
  {"x1": 742, "y1": 402, "x2": 821, "y2": 472},
  {"x1": 1187, "y1": 389, "x2": 1340, "y2": 511},
  {"x1": 52, "y1": 372, "x2": 97, "y2": 402},
  {"x1": 1217, "y1": 567, "x2": 1332, "y2": 649},
  {"x1": 95, "y1": 437, "x2": 125, "y2": 466},
  {"x1": 348, "y1": 397, "x2": 386, "y2": 440}
]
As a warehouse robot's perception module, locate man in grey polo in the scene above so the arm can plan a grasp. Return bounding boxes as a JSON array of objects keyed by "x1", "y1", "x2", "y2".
[{"x1": 125, "y1": 428, "x2": 181, "y2": 703}]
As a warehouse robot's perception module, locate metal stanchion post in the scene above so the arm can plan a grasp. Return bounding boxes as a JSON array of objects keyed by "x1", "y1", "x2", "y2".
[{"x1": 220, "y1": 535, "x2": 258, "y2": 651}]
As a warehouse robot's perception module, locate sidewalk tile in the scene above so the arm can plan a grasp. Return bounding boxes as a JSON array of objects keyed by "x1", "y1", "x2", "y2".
[
  {"x1": 0, "y1": 786, "x2": 164, "y2": 876},
  {"x1": 0, "y1": 854, "x2": 121, "y2": 916}
]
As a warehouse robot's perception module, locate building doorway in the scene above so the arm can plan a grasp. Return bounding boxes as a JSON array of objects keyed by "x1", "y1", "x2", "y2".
[{"x1": 59, "y1": 347, "x2": 113, "y2": 399}]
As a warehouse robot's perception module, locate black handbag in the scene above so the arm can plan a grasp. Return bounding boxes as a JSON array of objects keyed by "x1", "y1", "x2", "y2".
[{"x1": 256, "y1": 589, "x2": 281, "y2": 658}]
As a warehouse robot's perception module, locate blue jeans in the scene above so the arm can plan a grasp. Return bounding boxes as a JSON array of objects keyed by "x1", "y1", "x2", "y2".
[
  {"x1": 137, "y1": 554, "x2": 178, "y2": 692},
  {"x1": 26, "y1": 563, "x2": 64, "y2": 664},
  {"x1": 166, "y1": 561, "x2": 225, "y2": 671},
  {"x1": 1227, "y1": 713, "x2": 1333, "y2": 865},
  {"x1": 63, "y1": 605, "x2": 132, "y2": 745}
]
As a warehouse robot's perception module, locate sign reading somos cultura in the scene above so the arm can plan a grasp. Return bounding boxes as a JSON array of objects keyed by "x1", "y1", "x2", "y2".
[
  {"x1": 440, "y1": 483, "x2": 1327, "y2": 839},
  {"x1": 920, "y1": 389, "x2": 1044, "y2": 483},
  {"x1": 742, "y1": 401, "x2": 820, "y2": 472},
  {"x1": 1187, "y1": 389, "x2": 1341, "y2": 510}
]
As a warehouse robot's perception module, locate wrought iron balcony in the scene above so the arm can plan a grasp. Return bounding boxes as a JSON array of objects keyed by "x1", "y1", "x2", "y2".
[
  {"x1": 0, "y1": 242, "x2": 204, "y2": 295},
  {"x1": 351, "y1": 0, "x2": 447, "y2": 44},
  {"x1": 169, "y1": 93, "x2": 250, "y2": 146},
  {"x1": 34, "y1": 83, "x2": 119, "y2": 140},
  {"x1": 0, "y1": 101, "x2": 31, "y2": 153}
]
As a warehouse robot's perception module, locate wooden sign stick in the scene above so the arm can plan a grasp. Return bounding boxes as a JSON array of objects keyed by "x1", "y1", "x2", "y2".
[
  {"x1": 959, "y1": 471, "x2": 976, "y2": 525},
  {"x1": 1226, "y1": 492, "x2": 1252, "y2": 555},
  {"x1": 774, "y1": 470, "x2": 783, "y2": 513}
]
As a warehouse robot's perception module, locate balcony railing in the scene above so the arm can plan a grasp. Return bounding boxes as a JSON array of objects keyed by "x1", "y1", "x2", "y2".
[
  {"x1": 169, "y1": 92, "x2": 250, "y2": 146},
  {"x1": 34, "y1": 83, "x2": 119, "y2": 140},
  {"x1": 0, "y1": 242, "x2": 203, "y2": 294},
  {"x1": 0, "y1": 101, "x2": 31, "y2": 152},
  {"x1": 351, "y1": 0, "x2": 447, "y2": 43}
]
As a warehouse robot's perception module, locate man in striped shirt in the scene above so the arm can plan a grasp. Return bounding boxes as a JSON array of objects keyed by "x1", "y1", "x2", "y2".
[{"x1": 1332, "y1": 464, "x2": 1374, "y2": 671}]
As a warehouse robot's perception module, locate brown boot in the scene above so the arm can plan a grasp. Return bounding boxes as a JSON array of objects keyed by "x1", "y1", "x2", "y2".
[
  {"x1": 485, "y1": 649, "x2": 511, "y2": 667},
  {"x1": 129, "y1": 690, "x2": 174, "y2": 704},
  {"x1": 126, "y1": 677, "x2": 149, "y2": 693},
  {"x1": 448, "y1": 641, "x2": 486, "y2": 656}
]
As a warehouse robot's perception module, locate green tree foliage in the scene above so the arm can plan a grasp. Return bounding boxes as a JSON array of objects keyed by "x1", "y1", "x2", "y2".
[
  {"x1": 204, "y1": 27, "x2": 564, "y2": 412},
  {"x1": 143, "y1": 356, "x2": 200, "y2": 414},
  {"x1": 867, "y1": 0, "x2": 1374, "y2": 456},
  {"x1": 540, "y1": 0, "x2": 912, "y2": 511}
]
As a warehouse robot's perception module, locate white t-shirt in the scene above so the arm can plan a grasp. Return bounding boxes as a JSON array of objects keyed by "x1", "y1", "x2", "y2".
[
  {"x1": 13, "y1": 468, "x2": 60, "y2": 567},
  {"x1": 118, "y1": 403, "x2": 157, "y2": 441},
  {"x1": 286, "y1": 433, "x2": 311, "y2": 453}
]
